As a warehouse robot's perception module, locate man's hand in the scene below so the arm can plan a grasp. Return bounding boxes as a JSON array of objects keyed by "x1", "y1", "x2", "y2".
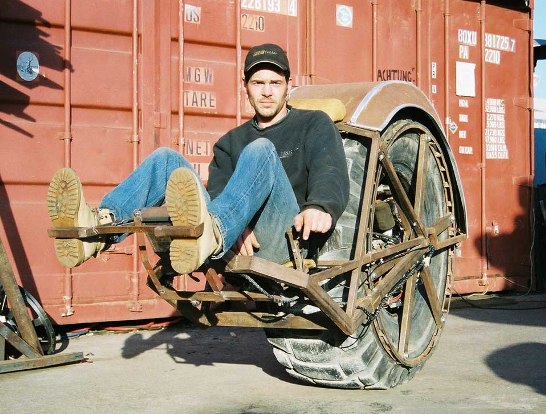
[
  {"x1": 232, "y1": 227, "x2": 260, "y2": 256},
  {"x1": 294, "y1": 208, "x2": 332, "y2": 240}
]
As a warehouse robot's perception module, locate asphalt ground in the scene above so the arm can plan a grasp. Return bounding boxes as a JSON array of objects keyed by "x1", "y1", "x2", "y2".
[{"x1": 1, "y1": 292, "x2": 545, "y2": 414}]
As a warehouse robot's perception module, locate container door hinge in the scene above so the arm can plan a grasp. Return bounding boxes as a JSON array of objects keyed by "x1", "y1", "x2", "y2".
[
  {"x1": 513, "y1": 18, "x2": 531, "y2": 32},
  {"x1": 513, "y1": 96, "x2": 531, "y2": 110}
]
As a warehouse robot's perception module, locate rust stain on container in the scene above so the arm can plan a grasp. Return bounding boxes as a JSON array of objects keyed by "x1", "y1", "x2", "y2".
[{"x1": 0, "y1": 0, "x2": 535, "y2": 324}]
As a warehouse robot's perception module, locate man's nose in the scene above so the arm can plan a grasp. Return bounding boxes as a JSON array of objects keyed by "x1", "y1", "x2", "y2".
[{"x1": 262, "y1": 83, "x2": 272, "y2": 96}]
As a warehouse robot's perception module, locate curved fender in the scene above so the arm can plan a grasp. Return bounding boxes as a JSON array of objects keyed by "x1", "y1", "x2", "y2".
[{"x1": 289, "y1": 81, "x2": 467, "y2": 233}]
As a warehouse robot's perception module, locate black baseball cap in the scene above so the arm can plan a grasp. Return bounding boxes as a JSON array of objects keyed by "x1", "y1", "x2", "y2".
[{"x1": 244, "y1": 43, "x2": 290, "y2": 78}]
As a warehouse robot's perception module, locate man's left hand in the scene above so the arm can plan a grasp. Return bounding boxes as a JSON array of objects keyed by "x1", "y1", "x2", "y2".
[{"x1": 294, "y1": 208, "x2": 332, "y2": 240}]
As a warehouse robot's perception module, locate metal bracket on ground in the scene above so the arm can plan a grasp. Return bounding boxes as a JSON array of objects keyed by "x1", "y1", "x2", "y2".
[{"x1": 0, "y1": 238, "x2": 85, "y2": 374}]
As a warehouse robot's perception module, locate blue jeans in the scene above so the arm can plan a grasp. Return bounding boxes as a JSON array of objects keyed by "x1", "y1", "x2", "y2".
[{"x1": 100, "y1": 139, "x2": 299, "y2": 264}]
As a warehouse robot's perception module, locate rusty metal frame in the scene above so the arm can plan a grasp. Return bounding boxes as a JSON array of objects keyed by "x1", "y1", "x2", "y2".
[
  {"x1": 47, "y1": 123, "x2": 466, "y2": 340},
  {"x1": 0, "y1": 238, "x2": 84, "y2": 373}
]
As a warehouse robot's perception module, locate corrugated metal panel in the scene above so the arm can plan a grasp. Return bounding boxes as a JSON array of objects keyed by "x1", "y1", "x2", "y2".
[{"x1": 0, "y1": 0, "x2": 534, "y2": 324}]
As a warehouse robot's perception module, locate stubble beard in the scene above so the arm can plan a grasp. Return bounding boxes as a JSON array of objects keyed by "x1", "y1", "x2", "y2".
[{"x1": 254, "y1": 98, "x2": 286, "y2": 123}]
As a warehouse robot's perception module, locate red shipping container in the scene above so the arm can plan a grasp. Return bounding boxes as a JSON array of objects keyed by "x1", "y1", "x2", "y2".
[{"x1": 0, "y1": 0, "x2": 535, "y2": 324}]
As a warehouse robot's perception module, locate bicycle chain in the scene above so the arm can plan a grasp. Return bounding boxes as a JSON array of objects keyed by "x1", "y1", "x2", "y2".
[{"x1": 358, "y1": 245, "x2": 435, "y2": 324}]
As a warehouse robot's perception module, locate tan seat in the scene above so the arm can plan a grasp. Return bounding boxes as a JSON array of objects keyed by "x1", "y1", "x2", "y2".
[{"x1": 288, "y1": 98, "x2": 346, "y2": 122}]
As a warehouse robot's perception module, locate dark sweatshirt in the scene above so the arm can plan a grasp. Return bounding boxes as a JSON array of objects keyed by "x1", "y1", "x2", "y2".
[{"x1": 206, "y1": 108, "x2": 349, "y2": 226}]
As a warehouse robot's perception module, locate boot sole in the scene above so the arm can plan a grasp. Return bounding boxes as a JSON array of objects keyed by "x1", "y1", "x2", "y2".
[
  {"x1": 166, "y1": 168, "x2": 205, "y2": 274},
  {"x1": 47, "y1": 168, "x2": 84, "y2": 268}
]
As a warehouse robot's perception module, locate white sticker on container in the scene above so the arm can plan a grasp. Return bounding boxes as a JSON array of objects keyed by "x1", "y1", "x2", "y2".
[
  {"x1": 459, "y1": 146, "x2": 473, "y2": 155},
  {"x1": 485, "y1": 33, "x2": 516, "y2": 53},
  {"x1": 336, "y1": 5, "x2": 353, "y2": 28},
  {"x1": 185, "y1": 139, "x2": 212, "y2": 156},
  {"x1": 459, "y1": 45, "x2": 470, "y2": 60},
  {"x1": 458, "y1": 29, "x2": 477, "y2": 46},
  {"x1": 184, "y1": 90, "x2": 217, "y2": 109},
  {"x1": 184, "y1": 5, "x2": 201, "y2": 24},
  {"x1": 185, "y1": 67, "x2": 214, "y2": 84},
  {"x1": 241, "y1": 13, "x2": 265, "y2": 31},
  {"x1": 431, "y1": 62, "x2": 437, "y2": 79},
  {"x1": 485, "y1": 48, "x2": 501, "y2": 64},
  {"x1": 241, "y1": 0, "x2": 298, "y2": 17},
  {"x1": 456, "y1": 61, "x2": 476, "y2": 97},
  {"x1": 485, "y1": 98, "x2": 509, "y2": 159},
  {"x1": 16, "y1": 51, "x2": 39, "y2": 81}
]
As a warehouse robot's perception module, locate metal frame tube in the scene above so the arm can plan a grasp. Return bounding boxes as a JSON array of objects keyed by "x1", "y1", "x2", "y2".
[
  {"x1": 178, "y1": 0, "x2": 186, "y2": 146},
  {"x1": 415, "y1": 0, "x2": 422, "y2": 88},
  {"x1": 443, "y1": 0, "x2": 450, "y2": 136},
  {"x1": 479, "y1": 1, "x2": 488, "y2": 281},
  {"x1": 236, "y1": 0, "x2": 242, "y2": 125},
  {"x1": 62, "y1": 0, "x2": 73, "y2": 318},
  {"x1": 372, "y1": 0, "x2": 378, "y2": 82},
  {"x1": 129, "y1": 0, "x2": 142, "y2": 312}
]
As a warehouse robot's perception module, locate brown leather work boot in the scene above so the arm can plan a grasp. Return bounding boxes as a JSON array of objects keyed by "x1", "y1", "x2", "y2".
[
  {"x1": 47, "y1": 168, "x2": 112, "y2": 268},
  {"x1": 165, "y1": 168, "x2": 221, "y2": 274}
]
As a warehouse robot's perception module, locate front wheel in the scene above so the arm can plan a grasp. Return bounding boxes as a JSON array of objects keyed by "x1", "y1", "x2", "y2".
[{"x1": 266, "y1": 119, "x2": 457, "y2": 388}]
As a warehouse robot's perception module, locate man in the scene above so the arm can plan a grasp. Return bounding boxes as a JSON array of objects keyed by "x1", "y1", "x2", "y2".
[{"x1": 48, "y1": 43, "x2": 349, "y2": 274}]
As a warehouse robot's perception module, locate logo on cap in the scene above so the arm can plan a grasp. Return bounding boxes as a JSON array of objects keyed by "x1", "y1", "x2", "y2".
[{"x1": 244, "y1": 43, "x2": 290, "y2": 76}]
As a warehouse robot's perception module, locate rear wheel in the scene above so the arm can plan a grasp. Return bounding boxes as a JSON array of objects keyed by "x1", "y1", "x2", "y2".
[
  {"x1": 266, "y1": 119, "x2": 456, "y2": 388},
  {"x1": 0, "y1": 283, "x2": 56, "y2": 358}
]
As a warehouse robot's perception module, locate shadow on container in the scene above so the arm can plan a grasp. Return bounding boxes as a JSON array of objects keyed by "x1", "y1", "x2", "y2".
[{"x1": 0, "y1": 0, "x2": 66, "y2": 138}]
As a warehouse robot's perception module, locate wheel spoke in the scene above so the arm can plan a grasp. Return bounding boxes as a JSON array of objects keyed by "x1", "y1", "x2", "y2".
[
  {"x1": 398, "y1": 274, "x2": 417, "y2": 355},
  {"x1": 428, "y1": 214, "x2": 452, "y2": 238},
  {"x1": 420, "y1": 265, "x2": 444, "y2": 327},
  {"x1": 414, "y1": 134, "x2": 430, "y2": 217},
  {"x1": 380, "y1": 148, "x2": 426, "y2": 237}
]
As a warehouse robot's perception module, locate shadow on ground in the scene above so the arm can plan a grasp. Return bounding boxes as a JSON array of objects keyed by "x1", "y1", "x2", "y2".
[
  {"x1": 486, "y1": 342, "x2": 546, "y2": 396},
  {"x1": 451, "y1": 293, "x2": 546, "y2": 396},
  {"x1": 120, "y1": 324, "x2": 298, "y2": 384},
  {"x1": 110, "y1": 293, "x2": 546, "y2": 393}
]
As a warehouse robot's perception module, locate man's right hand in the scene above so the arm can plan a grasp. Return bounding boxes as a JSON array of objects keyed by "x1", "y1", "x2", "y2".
[{"x1": 232, "y1": 227, "x2": 260, "y2": 256}]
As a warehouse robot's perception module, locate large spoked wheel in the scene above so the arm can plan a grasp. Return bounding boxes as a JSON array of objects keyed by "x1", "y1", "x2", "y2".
[
  {"x1": 371, "y1": 120, "x2": 453, "y2": 367},
  {"x1": 266, "y1": 119, "x2": 456, "y2": 389},
  {"x1": 0, "y1": 283, "x2": 56, "y2": 358}
]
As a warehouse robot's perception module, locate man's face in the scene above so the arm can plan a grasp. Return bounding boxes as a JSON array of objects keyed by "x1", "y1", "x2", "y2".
[{"x1": 245, "y1": 67, "x2": 291, "y2": 127}]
